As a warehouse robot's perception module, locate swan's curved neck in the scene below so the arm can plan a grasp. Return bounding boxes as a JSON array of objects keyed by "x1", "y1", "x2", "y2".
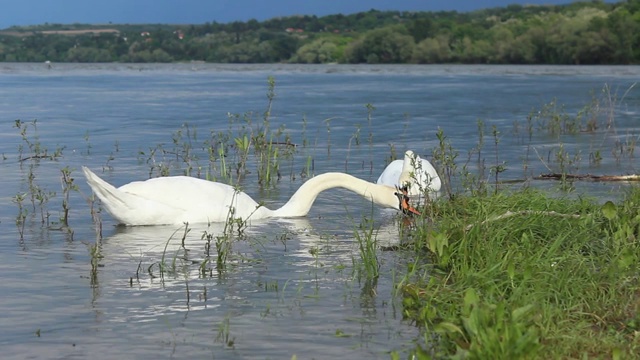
[{"x1": 271, "y1": 172, "x2": 398, "y2": 218}]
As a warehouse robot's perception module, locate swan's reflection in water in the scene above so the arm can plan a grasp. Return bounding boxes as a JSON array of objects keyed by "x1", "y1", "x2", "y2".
[
  {"x1": 95, "y1": 213, "x2": 411, "y2": 322},
  {"x1": 90, "y1": 213, "x2": 419, "y2": 358},
  {"x1": 101, "y1": 213, "x2": 408, "y2": 269}
]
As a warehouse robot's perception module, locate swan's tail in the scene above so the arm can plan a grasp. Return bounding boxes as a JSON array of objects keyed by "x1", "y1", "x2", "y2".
[
  {"x1": 83, "y1": 166, "x2": 122, "y2": 203},
  {"x1": 82, "y1": 166, "x2": 138, "y2": 221}
]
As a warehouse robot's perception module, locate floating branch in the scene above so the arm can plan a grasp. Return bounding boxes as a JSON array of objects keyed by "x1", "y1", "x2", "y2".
[{"x1": 535, "y1": 173, "x2": 640, "y2": 182}]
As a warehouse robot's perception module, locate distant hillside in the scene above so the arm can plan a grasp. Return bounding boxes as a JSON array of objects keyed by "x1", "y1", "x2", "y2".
[{"x1": 0, "y1": 0, "x2": 637, "y2": 64}]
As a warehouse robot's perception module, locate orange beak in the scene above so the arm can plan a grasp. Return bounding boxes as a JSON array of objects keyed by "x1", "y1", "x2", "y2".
[
  {"x1": 401, "y1": 195, "x2": 421, "y2": 216},
  {"x1": 396, "y1": 186, "x2": 421, "y2": 216}
]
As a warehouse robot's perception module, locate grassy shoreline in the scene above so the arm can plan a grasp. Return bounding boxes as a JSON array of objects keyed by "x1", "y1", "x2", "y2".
[{"x1": 396, "y1": 188, "x2": 640, "y2": 359}]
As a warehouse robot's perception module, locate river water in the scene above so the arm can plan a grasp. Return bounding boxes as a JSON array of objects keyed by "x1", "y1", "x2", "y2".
[{"x1": 0, "y1": 63, "x2": 638, "y2": 359}]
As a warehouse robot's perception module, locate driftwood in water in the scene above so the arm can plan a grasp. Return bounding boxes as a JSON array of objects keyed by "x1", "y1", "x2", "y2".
[{"x1": 535, "y1": 173, "x2": 640, "y2": 182}]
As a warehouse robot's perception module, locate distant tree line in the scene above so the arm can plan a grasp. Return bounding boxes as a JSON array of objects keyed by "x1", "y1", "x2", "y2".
[{"x1": 0, "y1": 0, "x2": 638, "y2": 64}]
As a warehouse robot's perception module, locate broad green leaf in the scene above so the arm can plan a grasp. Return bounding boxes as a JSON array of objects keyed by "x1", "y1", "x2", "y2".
[
  {"x1": 512, "y1": 304, "x2": 534, "y2": 321},
  {"x1": 602, "y1": 200, "x2": 617, "y2": 220},
  {"x1": 463, "y1": 288, "x2": 479, "y2": 314},
  {"x1": 435, "y1": 321, "x2": 465, "y2": 336}
]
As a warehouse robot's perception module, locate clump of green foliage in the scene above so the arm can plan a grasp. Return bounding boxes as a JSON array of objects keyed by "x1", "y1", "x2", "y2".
[{"x1": 399, "y1": 188, "x2": 640, "y2": 358}]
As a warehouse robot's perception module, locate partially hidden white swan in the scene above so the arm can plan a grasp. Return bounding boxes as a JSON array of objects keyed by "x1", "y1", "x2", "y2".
[
  {"x1": 377, "y1": 150, "x2": 441, "y2": 197},
  {"x1": 82, "y1": 166, "x2": 420, "y2": 226}
]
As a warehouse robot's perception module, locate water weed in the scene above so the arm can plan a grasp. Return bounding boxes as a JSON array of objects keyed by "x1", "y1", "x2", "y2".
[
  {"x1": 490, "y1": 125, "x2": 506, "y2": 194},
  {"x1": 14, "y1": 119, "x2": 64, "y2": 162},
  {"x1": 352, "y1": 215, "x2": 380, "y2": 282},
  {"x1": 60, "y1": 166, "x2": 78, "y2": 230},
  {"x1": 432, "y1": 128, "x2": 458, "y2": 199},
  {"x1": 86, "y1": 240, "x2": 103, "y2": 287},
  {"x1": 27, "y1": 165, "x2": 55, "y2": 225},
  {"x1": 215, "y1": 314, "x2": 235, "y2": 348},
  {"x1": 12, "y1": 192, "x2": 28, "y2": 240}
]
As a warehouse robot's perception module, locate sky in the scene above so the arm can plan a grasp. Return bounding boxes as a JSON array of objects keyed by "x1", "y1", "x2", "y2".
[{"x1": 0, "y1": 0, "x2": 613, "y2": 30}]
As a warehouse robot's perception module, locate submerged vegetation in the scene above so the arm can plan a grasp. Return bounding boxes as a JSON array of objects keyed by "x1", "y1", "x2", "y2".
[
  {"x1": 1, "y1": 0, "x2": 639, "y2": 64},
  {"x1": 6, "y1": 75, "x2": 640, "y2": 358}
]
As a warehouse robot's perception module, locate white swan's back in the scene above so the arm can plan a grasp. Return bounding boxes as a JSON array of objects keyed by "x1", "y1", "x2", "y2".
[{"x1": 83, "y1": 167, "x2": 267, "y2": 225}]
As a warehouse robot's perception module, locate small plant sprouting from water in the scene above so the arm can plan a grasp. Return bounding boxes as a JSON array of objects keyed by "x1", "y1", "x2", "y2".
[
  {"x1": 433, "y1": 128, "x2": 458, "y2": 199},
  {"x1": 150, "y1": 223, "x2": 191, "y2": 279},
  {"x1": 589, "y1": 149, "x2": 603, "y2": 166},
  {"x1": 83, "y1": 131, "x2": 92, "y2": 155},
  {"x1": 60, "y1": 166, "x2": 78, "y2": 230},
  {"x1": 386, "y1": 144, "x2": 397, "y2": 166},
  {"x1": 365, "y1": 103, "x2": 375, "y2": 147},
  {"x1": 490, "y1": 125, "x2": 506, "y2": 194},
  {"x1": 352, "y1": 215, "x2": 380, "y2": 282},
  {"x1": 14, "y1": 119, "x2": 64, "y2": 162},
  {"x1": 551, "y1": 143, "x2": 582, "y2": 191},
  {"x1": 13, "y1": 193, "x2": 28, "y2": 240},
  {"x1": 27, "y1": 165, "x2": 55, "y2": 226},
  {"x1": 460, "y1": 119, "x2": 488, "y2": 196},
  {"x1": 214, "y1": 214, "x2": 234, "y2": 273},
  {"x1": 216, "y1": 314, "x2": 235, "y2": 348},
  {"x1": 531, "y1": 99, "x2": 579, "y2": 136},
  {"x1": 200, "y1": 189, "x2": 252, "y2": 276},
  {"x1": 171, "y1": 123, "x2": 198, "y2": 176},
  {"x1": 325, "y1": 117, "x2": 333, "y2": 156},
  {"x1": 86, "y1": 239, "x2": 103, "y2": 286},
  {"x1": 255, "y1": 76, "x2": 281, "y2": 187},
  {"x1": 83, "y1": 193, "x2": 104, "y2": 286}
]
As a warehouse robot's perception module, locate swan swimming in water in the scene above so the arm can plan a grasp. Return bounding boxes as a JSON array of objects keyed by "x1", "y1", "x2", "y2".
[
  {"x1": 377, "y1": 150, "x2": 441, "y2": 197},
  {"x1": 82, "y1": 166, "x2": 419, "y2": 226}
]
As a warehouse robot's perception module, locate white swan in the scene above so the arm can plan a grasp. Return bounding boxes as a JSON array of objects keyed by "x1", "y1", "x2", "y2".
[
  {"x1": 82, "y1": 167, "x2": 420, "y2": 226},
  {"x1": 376, "y1": 150, "x2": 441, "y2": 196}
]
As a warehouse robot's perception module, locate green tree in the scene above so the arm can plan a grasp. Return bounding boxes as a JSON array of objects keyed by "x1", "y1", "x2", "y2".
[
  {"x1": 489, "y1": 26, "x2": 535, "y2": 63},
  {"x1": 292, "y1": 38, "x2": 338, "y2": 63},
  {"x1": 345, "y1": 26, "x2": 415, "y2": 63},
  {"x1": 456, "y1": 37, "x2": 492, "y2": 63},
  {"x1": 407, "y1": 18, "x2": 433, "y2": 42},
  {"x1": 66, "y1": 47, "x2": 113, "y2": 62},
  {"x1": 606, "y1": 8, "x2": 638, "y2": 63},
  {"x1": 220, "y1": 39, "x2": 273, "y2": 63},
  {"x1": 412, "y1": 34, "x2": 452, "y2": 63}
]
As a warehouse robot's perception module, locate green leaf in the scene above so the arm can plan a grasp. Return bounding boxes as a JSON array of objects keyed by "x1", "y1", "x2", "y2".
[
  {"x1": 463, "y1": 288, "x2": 479, "y2": 314},
  {"x1": 612, "y1": 347, "x2": 622, "y2": 360},
  {"x1": 511, "y1": 304, "x2": 534, "y2": 321},
  {"x1": 602, "y1": 201, "x2": 617, "y2": 220},
  {"x1": 507, "y1": 259, "x2": 515, "y2": 281},
  {"x1": 435, "y1": 321, "x2": 465, "y2": 336},
  {"x1": 617, "y1": 249, "x2": 637, "y2": 270}
]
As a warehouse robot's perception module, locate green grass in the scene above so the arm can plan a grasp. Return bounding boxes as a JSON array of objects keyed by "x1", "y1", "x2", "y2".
[{"x1": 399, "y1": 188, "x2": 640, "y2": 359}]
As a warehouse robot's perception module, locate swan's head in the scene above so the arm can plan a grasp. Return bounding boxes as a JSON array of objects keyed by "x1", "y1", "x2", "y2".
[
  {"x1": 399, "y1": 150, "x2": 420, "y2": 194},
  {"x1": 394, "y1": 186, "x2": 421, "y2": 216}
]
